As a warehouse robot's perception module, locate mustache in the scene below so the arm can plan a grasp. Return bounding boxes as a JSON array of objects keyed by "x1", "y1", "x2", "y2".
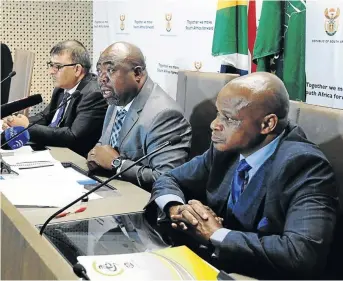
[{"x1": 103, "y1": 91, "x2": 120, "y2": 105}]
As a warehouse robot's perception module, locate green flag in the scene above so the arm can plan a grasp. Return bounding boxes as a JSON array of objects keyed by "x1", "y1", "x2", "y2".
[
  {"x1": 212, "y1": 0, "x2": 249, "y2": 75},
  {"x1": 253, "y1": 0, "x2": 306, "y2": 101}
]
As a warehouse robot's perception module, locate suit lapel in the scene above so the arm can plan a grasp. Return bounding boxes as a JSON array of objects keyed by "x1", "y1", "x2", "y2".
[
  {"x1": 61, "y1": 74, "x2": 92, "y2": 125},
  {"x1": 214, "y1": 159, "x2": 239, "y2": 217},
  {"x1": 231, "y1": 158, "x2": 271, "y2": 230},
  {"x1": 118, "y1": 77, "x2": 154, "y2": 149},
  {"x1": 47, "y1": 88, "x2": 64, "y2": 123},
  {"x1": 118, "y1": 110, "x2": 139, "y2": 148},
  {"x1": 62, "y1": 95, "x2": 77, "y2": 125},
  {"x1": 101, "y1": 106, "x2": 117, "y2": 145}
]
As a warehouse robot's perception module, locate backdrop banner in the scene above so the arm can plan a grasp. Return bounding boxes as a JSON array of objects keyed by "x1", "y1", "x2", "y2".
[
  {"x1": 93, "y1": 0, "x2": 221, "y2": 99},
  {"x1": 306, "y1": 0, "x2": 343, "y2": 109}
]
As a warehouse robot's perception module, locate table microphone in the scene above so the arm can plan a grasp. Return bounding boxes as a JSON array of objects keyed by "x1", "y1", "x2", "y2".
[
  {"x1": 1, "y1": 94, "x2": 43, "y2": 119},
  {"x1": 0, "y1": 91, "x2": 81, "y2": 149},
  {"x1": 0, "y1": 71, "x2": 16, "y2": 84},
  {"x1": 1, "y1": 126, "x2": 30, "y2": 149},
  {"x1": 39, "y1": 134, "x2": 182, "y2": 235}
]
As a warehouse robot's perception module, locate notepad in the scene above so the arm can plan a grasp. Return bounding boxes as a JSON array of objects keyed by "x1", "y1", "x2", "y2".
[{"x1": 1, "y1": 150, "x2": 62, "y2": 175}]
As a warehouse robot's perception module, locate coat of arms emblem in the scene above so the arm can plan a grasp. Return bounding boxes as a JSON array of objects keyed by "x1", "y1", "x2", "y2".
[
  {"x1": 194, "y1": 61, "x2": 202, "y2": 71},
  {"x1": 120, "y1": 14, "x2": 125, "y2": 31},
  {"x1": 324, "y1": 8, "x2": 340, "y2": 36},
  {"x1": 165, "y1": 13, "x2": 172, "y2": 32}
]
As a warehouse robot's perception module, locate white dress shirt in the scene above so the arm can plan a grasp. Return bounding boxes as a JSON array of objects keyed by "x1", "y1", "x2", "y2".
[{"x1": 50, "y1": 81, "x2": 80, "y2": 127}]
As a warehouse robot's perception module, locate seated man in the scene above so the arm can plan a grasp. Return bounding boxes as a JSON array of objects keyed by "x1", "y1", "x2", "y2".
[
  {"x1": 87, "y1": 42, "x2": 191, "y2": 190},
  {"x1": 2, "y1": 40, "x2": 107, "y2": 157},
  {"x1": 145, "y1": 72, "x2": 338, "y2": 279}
]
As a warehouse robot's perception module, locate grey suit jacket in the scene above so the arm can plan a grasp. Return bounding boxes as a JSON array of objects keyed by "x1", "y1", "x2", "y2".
[{"x1": 99, "y1": 77, "x2": 191, "y2": 190}]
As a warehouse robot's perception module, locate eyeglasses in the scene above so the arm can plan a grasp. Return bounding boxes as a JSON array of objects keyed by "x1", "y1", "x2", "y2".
[{"x1": 47, "y1": 61, "x2": 81, "y2": 72}]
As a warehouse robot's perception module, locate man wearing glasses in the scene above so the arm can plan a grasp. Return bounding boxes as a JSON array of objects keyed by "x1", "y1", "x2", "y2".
[
  {"x1": 87, "y1": 41, "x2": 191, "y2": 190},
  {"x1": 2, "y1": 40, "x2": 107, "y2": 156}
]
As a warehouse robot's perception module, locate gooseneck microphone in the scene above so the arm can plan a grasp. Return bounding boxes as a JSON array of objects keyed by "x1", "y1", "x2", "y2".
[
  {"x1": 1, "y1": 94, "x2": 43, "y2": 119},
  {"x1": 0, "y1": 70, "x2": 16, "y2": 84},
  {"x1": 73, "y1": 263, "x2": 90, "y2": 280},
  {"x1": 39, "y1": 135, "x2": 182, "y2": 235},
  {"x1": 0, "y1": 91, "x2": 81, "y2": 149}
]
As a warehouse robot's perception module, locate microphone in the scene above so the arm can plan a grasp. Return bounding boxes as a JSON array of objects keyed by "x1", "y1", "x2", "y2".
[
  {"x1": 39, "y1": 135, "x2": 182, "y2": 235},
  {"x1": 0, "y1": 71, "x2": 16, "y2": 84},
  {"x1": 0, "y1": 91, "x2": 81, "y2": 149},
  {"x1": 1, "y1": 94, "x2": 43, "y2": 118},
  {"x1": 73, "y1": 263, "x2": 90, "y2": 280},
  {"x1": 2, "y1": 126, "x2": 30, "y2": 149}
]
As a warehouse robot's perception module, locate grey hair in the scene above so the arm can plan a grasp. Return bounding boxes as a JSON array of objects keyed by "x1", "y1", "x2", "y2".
[{"x1": 50, "y1": 40, "x2": 91, "y2": 73}]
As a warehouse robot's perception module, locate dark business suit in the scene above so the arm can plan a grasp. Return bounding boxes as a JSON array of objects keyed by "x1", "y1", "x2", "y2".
[
  {"x1": 28, "y1": 73, "x2": 107, "y2": 157},
  {"x1": 146, "y1": 123, "x2": 338, "y2": 279},
  {"x1": 99, "y1": 77, "x2": 192, "y2": 190},
  {"x1": 1, "y1": 43, "x2": 13, "y2": 105}
]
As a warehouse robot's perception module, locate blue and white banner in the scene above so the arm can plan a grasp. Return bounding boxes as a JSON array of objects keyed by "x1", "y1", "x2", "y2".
[{"x1": 93, "y1": 0, "x2": 221, "y2": 99}]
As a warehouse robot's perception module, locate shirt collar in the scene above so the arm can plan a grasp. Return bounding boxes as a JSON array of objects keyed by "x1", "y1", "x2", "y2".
[
  {"x1": 240, "y1": 130, "x2": 285, "y2": 175},
  {"x1": 64, "y1": 81, "x2": 81, "y2": 95},
  {"x1": 116, "y1": 98, "x2": 135, "y2": 112}
]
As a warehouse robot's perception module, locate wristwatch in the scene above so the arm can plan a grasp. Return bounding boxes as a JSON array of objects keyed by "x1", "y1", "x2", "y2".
[{"x1": 111, "y1": 156, "x2": 123, "y2": 172}]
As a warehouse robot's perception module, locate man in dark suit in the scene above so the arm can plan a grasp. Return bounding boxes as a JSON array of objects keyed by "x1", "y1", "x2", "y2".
[
  {"x1": 2, "y1": 40, "x2": 107, "y2": 157},
  {"x1": 1, "y1": 43, "x2": 13, "y2": 105},
  {"x1": 87, "y1": 42, "x2": 191, "y2": 190},
  {"x1": 145, "y1": 72, "x2": 338, "y2": 279}
]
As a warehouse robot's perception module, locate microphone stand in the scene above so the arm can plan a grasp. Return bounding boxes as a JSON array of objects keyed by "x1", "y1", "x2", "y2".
[
  {"x1": 0, "y1": 71, "x2": 16, "y2": 84},
  {"x1": 73, "y1": 263, "x2": 90, "y2": 280},
  {"x1": 39, "y1": 135, "x2": 181, "y2": 235},
  {"x1": 1, "y1": 93, "x2": 80, "y2": 148}
]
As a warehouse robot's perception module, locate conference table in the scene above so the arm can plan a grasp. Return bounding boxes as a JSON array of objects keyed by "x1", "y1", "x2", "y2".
[
  {"x1": 2, "y1": 146, "x2": 153, "y2": 280},
  {"x1": 21, "y1": 146, "x2": 151, "y2": 226},
  {"x1": 2, "y1": 146, "x2": 251, "y2": 280}
]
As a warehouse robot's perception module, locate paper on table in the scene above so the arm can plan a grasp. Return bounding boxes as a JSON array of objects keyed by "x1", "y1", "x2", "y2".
[
  {"x1": 2, "y1": 150, "x2": 56, "y2": 166},
  {"x1": 77, "y1": 252, "x2": 182, "y2": 280},
  {"x1": 0, "y1": 179, "x2": 101, "y2": 207},
  {"x1": 0, "y1": 146, "x2": 33, "y2": 157},
  {"x1": 77, "y1": 246, "x2": 219, "y2": 281},
  {"x1": 1, "y1": 150, "x2": 65, "y2": 176}
]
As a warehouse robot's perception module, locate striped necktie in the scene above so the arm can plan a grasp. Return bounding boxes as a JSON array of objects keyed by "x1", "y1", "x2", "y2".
[
  {"x1": 110, "y1": 108, "x2": 127, "y2": 147},
  {"x1": 231, "y1": 159, "x2": 252, "y2": 204}
]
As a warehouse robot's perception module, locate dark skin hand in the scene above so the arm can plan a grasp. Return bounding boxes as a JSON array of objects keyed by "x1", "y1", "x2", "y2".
[
  {"x1": 87, "y1": 145, "x2": 120, "y2": 170},
  {"x1": 170, "y1": 200, "x2": 224, "y2": 241}
]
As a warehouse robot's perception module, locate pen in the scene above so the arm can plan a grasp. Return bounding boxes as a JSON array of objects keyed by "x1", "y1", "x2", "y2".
[
  {"x1": 15, "y1": 160, "x2": 53, "y2": 164},
  {"x1": 55, "y1": 206, "x2": 87, "y2": 218},
  {"x1": 19, "y1": 164, "x2": 54, "y2": 170}
]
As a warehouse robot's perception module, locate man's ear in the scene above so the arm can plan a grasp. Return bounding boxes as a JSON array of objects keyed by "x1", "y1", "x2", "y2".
[
  {"x1": 260, "y1": 114, "x2": 278, "y2": 135},
  {"x1": 133, "y1": 66, "x2": 143, "y2": 81},
  {"x1": 75, "y1": 64, "x2": 83, "y2": 77}
]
